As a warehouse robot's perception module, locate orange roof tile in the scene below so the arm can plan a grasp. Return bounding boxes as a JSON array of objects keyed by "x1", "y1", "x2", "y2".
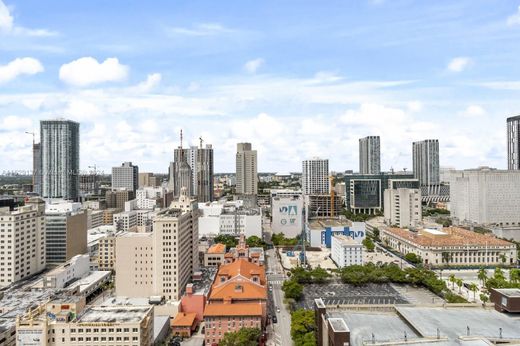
[
  {"x1": 171, "y1": 312, "x2": 197, "y2": 327},
  {"x1": 384, "y1": 227, "x2": 514, "y2": 247},
  {"x1": 208, "y1": 243, "x2": 226, "y2": 254},
  {"x1": 209, "y1": 279, "x2": 267, "y2": 301},
  {"x1": 215, "y1": 258, "x2": 266, "y2": 284},
  {"x1": 204, "y1": 303, "x2": 263, "y2": 317}
]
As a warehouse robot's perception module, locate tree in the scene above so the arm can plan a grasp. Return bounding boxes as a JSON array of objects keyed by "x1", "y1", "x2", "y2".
[
  {"x1": 311, "y1": 267, "x2": 331, "y2": 284},
  {"x1": 282, "y1": 279, "x2": 304, "y2": 301},
  {"x1": 456, "y1": 278, "x2": 463, "y2": 294},
  {"x1": 480, "y1": 293, "x2": 489, "y2": 305},
  {"x1": 404, "y1": 252, "x2": 422, "y2": 265},
  {"x1": 510, "y1": 268, "x2": 520, "y2": 284},
  {"x1": 219, "y1": 328, "x2": 261, "y2": 346},
  {"x1": 363, "y1": 237, "x2": 375, "y2": 252},
  {"x1": 468, "y1": 283, "x2": 478, "y2": 301},
  {"x1": 494, "y1": 267, "x2": 505, "y2": 281},
  {"x1": 499, "y1": 254, "x2": 507, "y2": 266},
  {"x1": 214, "y1": 235, "x2": 238, "y2": 249},
  {"x1": 449, "y1": 274, "x2": 456, "y2": 289},
  {"x1": 478, "y1": 268, "x2": 487, "y2": 285},
  {"x1": 291, "y1": 309, "x2": 316, "y2": 346},
  {"x1": 372, "y1": 227, "x2": 380, "y2": 241},
  {"x1": 246, "y1": 236, "x2": 265, "y2": 248}
]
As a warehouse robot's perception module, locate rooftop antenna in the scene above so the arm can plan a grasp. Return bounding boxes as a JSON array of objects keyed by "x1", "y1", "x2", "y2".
[
  {"x1": 180, "y1": 129, "x2": 183, "y2": 150},
  {"x1": 199, "y1": 136, "x2": 204, "y2": 149}
]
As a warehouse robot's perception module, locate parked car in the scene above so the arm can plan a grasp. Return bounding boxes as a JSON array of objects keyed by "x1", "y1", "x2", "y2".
[{"x1": 272, "y1": 315, "x2": 278, "y2": 323}]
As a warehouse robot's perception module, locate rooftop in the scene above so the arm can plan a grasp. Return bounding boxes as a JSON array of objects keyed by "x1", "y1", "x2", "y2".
[
  {"x1": 384, "y1": 226, "x2": 514, "y2": 247},
  {"x1": 310, "y1": 219, "x2": 352, "y2": 229},
  {"x1": 493, "y1": 288, "x2": 520, "y2": 298},
  {"x1": 207, "y1": 243, "x2": 226, "y2": 254},
  {"x1": 204, "y1": 303, "x2": 262, "y2": 317},
  {"x1": 78, "y1": 306, "x2": 152, "y2": 324},
  {"x1": 171, "y1": 312, "x2": 197, "y2": 327},
  {"x1": 333, "y1": 234, "x2": 359, "y2": 246}
]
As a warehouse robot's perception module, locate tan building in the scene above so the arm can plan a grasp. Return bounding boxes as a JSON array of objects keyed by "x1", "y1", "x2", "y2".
[
  {"x1": 102, "y1": 208, "x2": 121, "y2": 225},
  {"x1": 0, "y1": 198, "x2": 46, "y2": 288},
  {"x1": 384, "y1": 187, "x2": 422, "y2": 228},
  {"x1": 204, "y1": 243, "x2": 226, "y2": 267},
  {"x1": 236, "y1": 143, "x2": 258, "y2": 195},
  {"x1": 381, "y1": 226, "x2": 517, "y2": 267},
  {"x1": 105, "y1": 189, "x2": 134, "y2": 210},
  {"x1": 115, "y1": 189, "x2": 199, "y2": 301},
  {"x1": 16, "y1": 296, "x2": 154, "y2": 346},
  {"x1": 97, "y1": 231, "x2": 126, "y2": 271},
  {"x1": 138, "y1": 172, "x2": 159, "y2": 188}
]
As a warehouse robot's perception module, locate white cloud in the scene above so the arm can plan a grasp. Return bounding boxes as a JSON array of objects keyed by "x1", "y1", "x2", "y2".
[
  {"x1": 0, "y1": 57, "x2": 43, "y2": 84},
  {"x1": 132, "y1": 73, "x2": 161, "y2": 93},
  {"x1": 0, "y1": 115, "x2": 32, "y2": 130},
  {"x1": 462, "y1": 105, "x2": 486, "y2": 117},
  {"x1": 447, "y1": 57, "x2": 471, "y2": 72},
  {"x1": 507, "y1": 6, "x2": 520, "y2": 26},
  {"x1": 244, "y1": 58, "x2": 264, "y2": 74},
  {"x1": 407, "y1": 101, "x2": 423, "y2": 112},
  {"x1": 167, "y1": 23, "x2": 233, "y2": 36},
  {"x1": 0, "y1": 0, "x2": 57, "y2": 36},
  {"x1": 59, "y1": 57, "x2": 129, "y2": 87}
]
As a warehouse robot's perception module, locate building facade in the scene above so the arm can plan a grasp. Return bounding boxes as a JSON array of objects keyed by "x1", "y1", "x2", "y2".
[
  {"x1": 450, "y1": 167, "x2": 520, "y2": 226},
  {"x1": 331, "y1": 235, "x2": 363, "y2": 267},
  {"x1": 174, "y1": 145, "x2": 214, "y2": 202},
  {"x1": 384, "y1": 187, "x2": 422, "y2": 228},
  {"x1": 412, "y1": 139, "x2": 440, "y2": 186},
  {"x1": 507, "y1": 115, "x2": 520, "y2": 170},
  {"x1": 40, "y1": 119, "x2": 80, "y2": 200},
  {"x1": 271, "y1": 190, "x2": 303, "y2": 238},
  {"x1": 112, "y1": 162, "x2": 138, "y2": 193},
  {"x1": 359, "y1": 136, "x2": 381, "y2": 174},
  {"x1": 236, "y1": 143, "x2": 258, "y2": 195},
  {"x1": 302, "y1": 158, "x2": 329, "y2": 195},
  {"x1": 0, "y1": 198, "x2": 46, "y2": 288},
  {"x1": 380, "y1": 226, "x2": 517, "y2": 267}
]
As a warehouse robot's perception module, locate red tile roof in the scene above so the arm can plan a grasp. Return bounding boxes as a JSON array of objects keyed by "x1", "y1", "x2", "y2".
[
  {"x1": 204, "y1": 303, "x2": 263, "y2": 317},
  {"x1": 171, "y1": 312, "x2": 197, "y2": 327}
]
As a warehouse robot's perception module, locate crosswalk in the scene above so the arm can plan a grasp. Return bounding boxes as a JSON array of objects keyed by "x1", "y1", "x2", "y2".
[{"x1": 269, "y1": 280, "x2": 284, "y2": 285}]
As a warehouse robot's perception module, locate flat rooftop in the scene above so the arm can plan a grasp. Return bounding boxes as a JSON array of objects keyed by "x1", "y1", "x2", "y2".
[
  {"x1": 493, "y1": 288, "x2": 520, "y2": 298},
  {"x1": 78, "y1": 306, "x2": 151, "y2": 324},
  {"x1": 309, "y1": 219, "x2": 352, "y2": 229}
]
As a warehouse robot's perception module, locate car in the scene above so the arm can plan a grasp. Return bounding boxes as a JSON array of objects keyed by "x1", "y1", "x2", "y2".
[
  {"x1": 276, "y1": 307, "x2": 280, "y2": 313},
  {"x1": 272, "y1": 315, "x2": 278, "y2": 323}
]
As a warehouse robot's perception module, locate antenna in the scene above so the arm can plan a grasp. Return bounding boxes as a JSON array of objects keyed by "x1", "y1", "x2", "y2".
[
  {"x1": 180, "y1": 129, "x2": 183, "y2": 149},
  {"x1": 199, "y1": 136, "x2": 204, "y2": 149}
]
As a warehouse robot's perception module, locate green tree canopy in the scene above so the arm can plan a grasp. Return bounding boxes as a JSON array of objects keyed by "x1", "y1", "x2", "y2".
[
  {"x1": 219, "y1": 328, "x2": 261, "y2": 346},
  {"x1": 213, "y1": 235, "x2": 238, "y2": 249},
  {"x1": 291, "y1": 309, "x2": 316, "y2": 346}
]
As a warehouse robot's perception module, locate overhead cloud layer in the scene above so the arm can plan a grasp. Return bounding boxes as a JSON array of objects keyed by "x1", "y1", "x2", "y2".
[
  {"x1": 59, "y1": 57, "x2": 129, "y2": 87},
  {"x1": 0, "y1": 57, "x2": 43, "y2": 84}
]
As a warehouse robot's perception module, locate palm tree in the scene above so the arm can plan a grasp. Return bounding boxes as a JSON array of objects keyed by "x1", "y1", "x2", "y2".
[
  {"x1": 494, "y1": 267, "x2": 505, "y2": 281},
  {"x1": 477, "y1": 268, "x2": 487, "y2": 285},
  {"x1": 449, "y1": 274, "x2": 456, "y2": 289},
  {"x1": 510, "y1": 268, "x2": 520, "y2": 284},
  {"x1": 469, "y1": 283, "x2": 478, "y2": 301},
  {"x1": 456, "y1": 278, "x2": 463, "y2": 294},
  {"x1": 499, "y1": 254, "x2": 507, "y2": 267}
]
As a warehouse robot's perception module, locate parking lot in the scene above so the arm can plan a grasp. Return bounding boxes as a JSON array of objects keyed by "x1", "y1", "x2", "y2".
[{"x1": 298, "y1": 281, "x2": 409, "y2": 309}]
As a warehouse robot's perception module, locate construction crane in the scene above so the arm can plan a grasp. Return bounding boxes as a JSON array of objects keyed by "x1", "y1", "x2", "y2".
[{"x1": 330, "y1": 176, "x2": 335, "y2": 216}]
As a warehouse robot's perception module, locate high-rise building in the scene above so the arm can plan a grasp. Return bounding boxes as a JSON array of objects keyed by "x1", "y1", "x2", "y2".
[
  {"x1": 40, "y1": 119, "x2": 80, "y2": 200},
  {"x1": 412, "y1": 139, "x2": 440, "y2": 186},
  {"x1": 174, "y1": 145, "x2": 214, "y2": 202},
  {"x1": 0, "y1": 198, "x2": 46, "y2": 288},
  {"x1": 236, "y1": 143, "x2": 258, "y2": 195},
  {"x1": 112, "y1": 162, "x2": 138, "y2": 192},
  {"x1": 115, "y1": 189, "x2": 199, "y2": 300},
  {"x1": 138, "y1": 172, "x2": 160, "y2": 188},
  {"x1": 507, "y1": 115, "x2": 520, "y2": 170},
  {"x1": 45, "y1": 201, "x2": 87, "y2": 265},
  {"x1": 384, "y1": 187, "x2": 422, "y2": 228},
  {"x1": 302, "y1": 158, "x2": 329, "y2": 195},
  {"x1": 105, "y1": 189, "x2": 134, "y2": 210},
  {"x1": 359, "y1": 136, "x2": 381, "y2": 174},
  {"x1": 33, "y1": 142, "x2": 41, "y2": 194}
]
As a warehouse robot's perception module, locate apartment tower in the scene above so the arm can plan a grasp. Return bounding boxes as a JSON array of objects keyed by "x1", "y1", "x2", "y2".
[
  {"x1": 236, "y1": 143, "x2": 258, "y2": 195},
  {"x1": 412, "y1": 139, "x2": 440, "y2": 186},
  {"x1": 359, "y1": 136, "x2": 381, "y2": 174},
  {"x1": 507, "y1": 115, "x2": 520, "y2": 170}
]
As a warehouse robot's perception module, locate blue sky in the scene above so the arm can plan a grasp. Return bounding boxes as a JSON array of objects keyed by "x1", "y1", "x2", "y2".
[{"x1": 1, "y1": 0, "x2": 520, "y2": 173}]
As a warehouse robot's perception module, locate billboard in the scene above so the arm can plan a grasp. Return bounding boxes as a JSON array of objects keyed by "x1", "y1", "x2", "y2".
[{"x1": 271, "y1": 196, "x2": 303, "y2": 238}]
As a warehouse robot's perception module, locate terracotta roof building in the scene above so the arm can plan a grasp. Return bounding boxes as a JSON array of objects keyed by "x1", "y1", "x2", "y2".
[
  {"x1": 381, "y1": 226, "x2": 517, "y2": 267},
  {"x1": 171, "y1": 312, "x2": 198, "y2": 338},
  {"x1": 204, "y1": 243, "x2": 226, "y2": 267}
]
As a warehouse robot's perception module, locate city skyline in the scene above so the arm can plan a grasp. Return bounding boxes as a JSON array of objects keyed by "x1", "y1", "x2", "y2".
[{"x1": 2, "y1": 1, "x2": 520, "y2": 173}]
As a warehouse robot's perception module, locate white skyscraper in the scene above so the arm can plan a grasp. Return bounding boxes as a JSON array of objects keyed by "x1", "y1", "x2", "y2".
[
  {"x1": 40, "y1": 119, "x2": 80, "y2": 200},
  {"x1": 236, "y1": 143, "x2": 258, "y2": 195},
  {"x1": 412, "y1": 139, "x2": 440, "y2": 186},
  {"x1": 507, "y1": 115, "x2": 520, "y2": 170},
  {"x1": 174, "y1": 145, "x2": 214, "y2": 202},
  {"x1": 302, "y1": 158, "x2": 329, "y2": 195},
  {"x1": 112, "y1": 162, "x2": 139, "y2": 192},
  {"x1": 359, "y1": 136, "x2": 381, "y2": 174}
]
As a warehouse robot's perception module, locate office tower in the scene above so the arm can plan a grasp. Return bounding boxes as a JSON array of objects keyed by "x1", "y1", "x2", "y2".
[
  {"x1": 236, "y1": 142, "x2": 258, "y2": 195},
  {"x1": 45, "y1": 201, "x2": 87, "y2": 265},
  {"x1": 0, "y1": 198, "x2": 46, "y2": 288},
  {"x1": 507, "y1": 115, "x2": 520, "y2": 170},
  {"x1": 112, "y1": 162, "x2": 138, "y2": 192},
  {"x1": 384, "y1": 187, "x2": 422, "y2": 228},
  {"x1": 40, "y1": 119, "x2": 80, "y2": 200},
  {"x1": 412, "y1": 139, "x2": 440, "y2": 186},
  {"x1": 33, "y1": 142, "x2": 41, "y2": 194},
  {"x1": 105, "y1": 189, "x2": 135, "y2": 210},
  {"x1": 115, "y1": 189, "x2": 199, "y2": 300},
  {"x1": 138, "y1": 172, "x2": 160, "y2": 188},
  {"x1": 302, "y1": 158, "x2": 329, "y2": 195},
  {"x1": 359, "y1": 136, "x2": 381, "y2": 174},
  {"x1": 174, "y1": 145, "x2": 214, "y2": 202}
]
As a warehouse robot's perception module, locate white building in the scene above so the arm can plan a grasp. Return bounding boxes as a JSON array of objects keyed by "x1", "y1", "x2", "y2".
[
  {"x1": 331, "y1": 235, "x2": 363, "y2": 268},
  {"x1": 112, "y1": 161, "x2": 138, "y2": 192},
  {"x1": 302, "y1": 158, "x2": 329, "y2": 195},
  {"x1": 113, "y1": 210, "x2": 137, "y2": 231},
  {"x1": 412, "y1": 139, "x2": 440, "y2": 186},
  {"x1": 42, "y1": 254, "x2": 90, "y2": 289},
  {"x1": 271, "y1": 190, "x2": 303, "y2": 238},
  {"x1": 136, "y1": 186, "x2": 166, "y2": 209},
  {"x1": 0, "y1": 198, "x2": 46, "y2": 288},
  {"x1": 384, "y1": 188, "x2": 422, "y2": 228},
  {"x1": 359, "y1": 136, "x2": 380, "y2": 174},
  {"x1": 450, "y1": 167, "x2": 520, "y2": 226},
  {"x1": 198, "y1": 200, "x2": 262, "y2": 238}
]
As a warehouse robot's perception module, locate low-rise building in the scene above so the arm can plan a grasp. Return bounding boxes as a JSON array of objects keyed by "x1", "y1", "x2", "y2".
[
  {"x1": 490, "y1": 288, "x2": 520, "y2": 313},
  {"x1": 331, "y1": 235, "x2": 363, "y2": 268},
  {"x1": 198, "y1": 200, "x2": 262, "y2": 238},
  {"x1": 308, "y1": 219, "x2": 366, "y2": 248},
  {"x1": 381, "y1": 226, "x2": 517, "y2": 267},
  {"x1": 43, "y1": 254, "x2": 90, "y2": 289},
  {"x1": 113, "y1": 210, "x2": 137, "y2": 231},
  {"x1": 204, "y1": 243, "x2": 226, "y2": 267},
  {"x1": 16, "y1": 297, "x2": 154, "y2": 346}
]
